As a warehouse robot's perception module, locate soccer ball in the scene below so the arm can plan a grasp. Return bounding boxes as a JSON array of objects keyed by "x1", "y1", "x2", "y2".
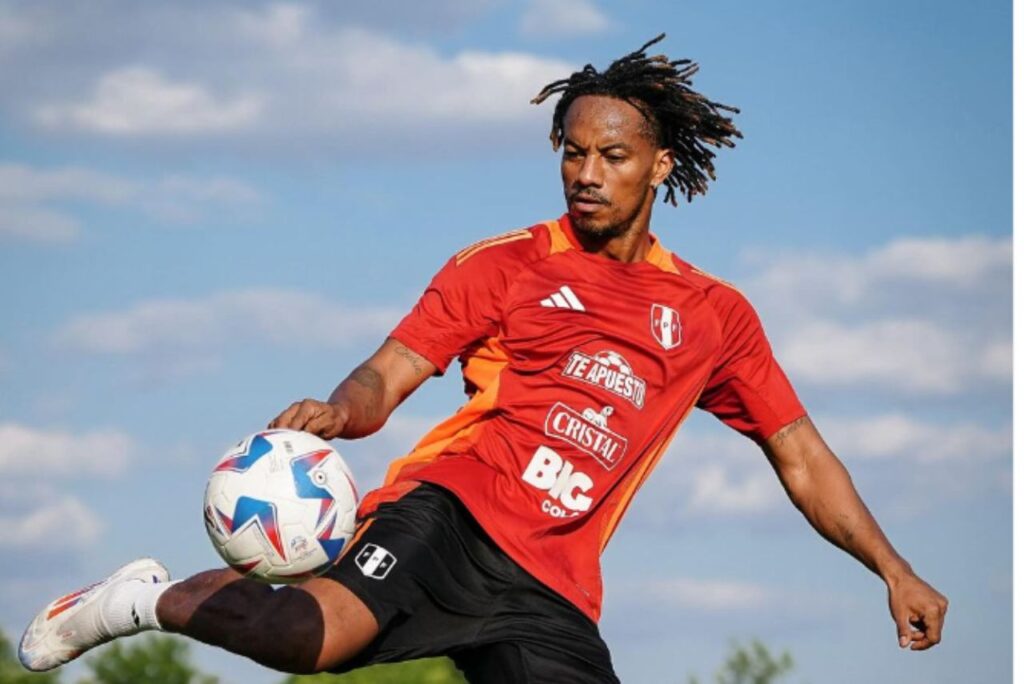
[
  {"x1": 203, "y1": 429, "x2": 359, "y2": 584},
  {"x1": 592, "y1": 349, "x2": 634, "y2": 375}
]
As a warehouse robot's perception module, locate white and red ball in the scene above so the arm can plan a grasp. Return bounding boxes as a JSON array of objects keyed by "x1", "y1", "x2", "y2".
[
  {"x1": 592, "y1": 349, "x2": 633, "y2": 375},
  {"x1": 203, "y1": 429, "x2": 359, "y2": 584}
]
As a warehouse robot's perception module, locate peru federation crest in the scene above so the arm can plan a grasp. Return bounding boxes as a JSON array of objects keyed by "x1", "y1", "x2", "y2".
[{"x1": 650, "y1": 303, "x2": 682, "y2": 350}]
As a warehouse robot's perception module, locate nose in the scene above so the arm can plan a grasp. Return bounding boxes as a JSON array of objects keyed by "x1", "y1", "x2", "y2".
[{"x1": 576, "y1": 153, "x2": 603, "y2": 188}]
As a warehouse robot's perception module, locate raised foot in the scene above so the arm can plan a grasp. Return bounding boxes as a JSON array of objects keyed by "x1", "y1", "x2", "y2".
[{"x1": 18, "y1": 558, "x2": 170, "y2": 672}]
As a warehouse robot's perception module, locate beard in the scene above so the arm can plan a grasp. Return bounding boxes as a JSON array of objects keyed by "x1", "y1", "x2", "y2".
[
  {"x1": 572, "y1": 214, "x2": 628, "y2": 239},
  {"x1": 567, "y1": 195, "x2": 646, "y2": 241}
]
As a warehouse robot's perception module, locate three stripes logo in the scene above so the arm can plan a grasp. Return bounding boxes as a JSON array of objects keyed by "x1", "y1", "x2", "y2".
[{"x1": 540, "y1": 285, "x2": 586, "y2": 312}]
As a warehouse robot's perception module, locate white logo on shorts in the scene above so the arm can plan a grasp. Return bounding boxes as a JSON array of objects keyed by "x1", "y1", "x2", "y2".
[{"x1": 354, "y1": 543, "x2": 397, "y2": 580}]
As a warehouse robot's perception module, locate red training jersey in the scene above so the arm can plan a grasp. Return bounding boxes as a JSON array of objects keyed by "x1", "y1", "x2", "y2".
[{"x1": 358, "y1": 215, "x2": 806, "y2": 622}]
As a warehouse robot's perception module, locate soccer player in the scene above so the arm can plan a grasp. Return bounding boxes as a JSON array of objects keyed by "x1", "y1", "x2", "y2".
[{"x1": 19, "y1": 35, "x2": 947, "y2": 682}]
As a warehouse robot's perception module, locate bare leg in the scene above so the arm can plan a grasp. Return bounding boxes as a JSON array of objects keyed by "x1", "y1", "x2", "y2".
[{"x1": 157, "y1": 569, "x2": 379, "y2": 673}]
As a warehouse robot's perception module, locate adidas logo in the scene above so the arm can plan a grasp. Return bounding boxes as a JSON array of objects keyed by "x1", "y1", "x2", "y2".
[{"x1": 540, "y1": 285, "x2": 586, "y2": 312}]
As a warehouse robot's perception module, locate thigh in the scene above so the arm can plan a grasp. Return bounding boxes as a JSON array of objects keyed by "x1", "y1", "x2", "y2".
[
  {"x1": 321, "y1": 484, "x2": 507, "y2": 670},
  {"x1": 453, "y1": 641, "x2": 620, "y2": 684},
  {"x1": 470, "y1": 559, "x2": 620, "y2": 683},
  {"x1": 298, "y1": 576, "x2": 380, "y2": 671}
]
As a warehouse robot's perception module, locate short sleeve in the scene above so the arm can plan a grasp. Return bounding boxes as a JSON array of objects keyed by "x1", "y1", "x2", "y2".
[
  {"x1": 697, "y1": 285, "x2": 806, "y2": 443},
  {"x1": 389, "y1": 234, "x2": 533, "y2": 375}
]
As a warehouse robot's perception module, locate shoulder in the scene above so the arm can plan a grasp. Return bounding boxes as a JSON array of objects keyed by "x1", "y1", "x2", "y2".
[
  {"x1": 668, "y1": 254, "x2": 755, "y2": 316},
  {"x1": 445, "y1": 221, "x2": 553, "y2": 273},
  {"x1": 664, "y1": 255, "x2": 768, "y2": 355}
]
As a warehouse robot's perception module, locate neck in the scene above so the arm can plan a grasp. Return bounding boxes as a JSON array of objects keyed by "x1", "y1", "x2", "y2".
[{"x1": 571, "y1": 197, "x2": 655, "y2": 263}]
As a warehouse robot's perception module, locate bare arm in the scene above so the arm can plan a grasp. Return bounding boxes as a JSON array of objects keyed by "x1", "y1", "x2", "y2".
[
  {"x1": 763, "y1": 416, "x2": 949, "y2": 650},
  {"x1": 268, "y1": 337, "x2": 437, "y2": 439}
]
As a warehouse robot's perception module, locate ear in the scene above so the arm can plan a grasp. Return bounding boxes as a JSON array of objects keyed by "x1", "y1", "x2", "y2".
[{"x1": 651, "y1": 148, "x2": 674, "y2": 188}]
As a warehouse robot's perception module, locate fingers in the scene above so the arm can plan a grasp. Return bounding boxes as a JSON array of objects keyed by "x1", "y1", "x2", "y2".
[
  {"x1": 908, "y1": 606, "x2": 946, "y2": 650},
  {"x1": 903, "y1": 607, "x2": 945, "y2": 651},
  {"x1": 896, "y1": 607, "x2": 912, "y2": 649},
  {"x1": 268, "y1": 399, "x2": 329, "y2": 433},
  {"x1": 268, "y1": 401, "x2": 301, "y2": 430},
  {"x1": 306, "y1": 408, "x2": 343, "y2": 439},
  {"x1": 890, "y1": 576, "x2": 948, "y2": 652}
]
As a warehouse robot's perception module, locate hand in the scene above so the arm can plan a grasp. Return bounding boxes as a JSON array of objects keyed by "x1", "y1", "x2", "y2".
[
  {"x1": 268, "y1": 399, "x2": 349, "y2": 440},
  {"x1": 887, "y1": 572, "x2": 948, "y2": 651}
]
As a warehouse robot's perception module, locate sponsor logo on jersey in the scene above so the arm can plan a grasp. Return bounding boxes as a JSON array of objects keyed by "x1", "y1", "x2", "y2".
[
  {"x1": 562, "y1": 349, "x2": 647, "y2": 409},
  {"x1": 354, "y1": 543, "x2": 397, "y2": 579},
  {"x1": 521, "y1": 446, "x2": 594, "y2": 519},
  {"x1": 543, "y1": 402, "x2": 627, "y2": 470},
  {"x1": 651, "y1": 303, "x2": 682, "y2": 350},
  {"x1": 540, "y1": 285, "x2": 586, "y2": 311}
]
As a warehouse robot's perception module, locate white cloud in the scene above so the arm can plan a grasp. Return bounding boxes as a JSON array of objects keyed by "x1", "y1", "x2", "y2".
[
  {"x1": 628, "y1": 409, "x2": 1010, "y2": 526},
  {"x1": 0, "y1": 496, "x2": 102, "y2": 549},
  {"x1": 979, "y1": 340, "x2": 1012, "y2": 380},
  {"x1": 520, "y1": 0, "x2": 610, "y2": 37},
  {"x1": 36, "y1": 66, "x2": 264, "y2": 135},
  {"x1": 818, "y1": 414, "x2": 1010, "y2": 464},
  {"x1": 608, "y1": 575, "x2": 857, "y2": 624},
  {"x1": 0, "y1": 204, "x2": 79, "y2": 242},
  {"x1": 373, "y1": 413, "x2": 446, "y2": 450},
  {"x1": 3, "y1": 4, "x2": 575, "y2": 150},
  {"x1": 0, "y1": 423, "x2": 133, "y2": 477},
  {"x1": 55, "y1": 288, "x2": 402, "y2": 360},
  {"x1": 868, "y1": 235, "x2": 1012, "y2": 288},
  {"x1": 741, "y1": 234, "x2": 1011, "y2": 396},
  {"x1": 264, "y1": 26, "x2": 573, "y2": 134},
  {"x1": 688, "y1": 464, "x2": 782, "y2": 515},
  {"x1": 0, "y1": 161, "x2": 259, "y2": 242},
  {"x1": 779, "y1": 318, "x2": 995, "y2": 395},
  {"x1": 338, "y1": 412, "x2": 449, "y2": 489},
  {"x1": 0, "y1": 163, "x2": 134, "y2": 203},
  {"x1": 644, "y1": 577, "x2": 771, "y2": 612},
  {"x1": 746, "y1": 234, "x2": 1011, "y2": 308},
  {"x1": 235, "y1": 2, "x2": 310, "y2": 48}
]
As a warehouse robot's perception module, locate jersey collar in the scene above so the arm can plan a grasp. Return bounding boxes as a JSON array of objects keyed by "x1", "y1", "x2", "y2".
[{"x1": 553, "y1": 213, "x2": 673, "y2": 270}]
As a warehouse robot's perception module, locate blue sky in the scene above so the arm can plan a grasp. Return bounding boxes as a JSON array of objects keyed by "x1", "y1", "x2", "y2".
[{"x1": 0, "y1": 1, "x2": 1011, "y2": 682}]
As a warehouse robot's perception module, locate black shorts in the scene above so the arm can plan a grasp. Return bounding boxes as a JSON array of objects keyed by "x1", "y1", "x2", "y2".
[{"x1": 322, "y1": 482, "x2": 619, "y2": 683}]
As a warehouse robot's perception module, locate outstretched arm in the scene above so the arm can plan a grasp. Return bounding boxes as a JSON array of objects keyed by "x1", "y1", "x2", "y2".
[
  {"x1": 269, "y1": 337, "x2": 437, "y2": 439},
  {"x1": 762, "y1": 416, "x2": 949, "y2": 651}
]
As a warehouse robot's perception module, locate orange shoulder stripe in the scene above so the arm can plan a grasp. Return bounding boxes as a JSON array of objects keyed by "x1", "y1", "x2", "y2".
[
  {"x1": 455, "y1": 229, "x2": 533, "y2": 266},
  {"x1": 545, "y1": 219, "x2": 574, "y2": 254},
  {"x1": 689, "y1": 265, "x2": 743, "y2": 293}
]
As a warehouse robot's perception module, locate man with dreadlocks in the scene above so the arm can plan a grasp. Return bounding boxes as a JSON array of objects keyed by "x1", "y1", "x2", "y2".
[{"x1": 21, "y1": 35, "x2": 947, "y2": 682}]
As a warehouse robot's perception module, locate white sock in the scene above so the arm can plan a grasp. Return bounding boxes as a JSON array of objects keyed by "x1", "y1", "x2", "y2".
[{"x1": 102, "y1": 579, "x2": 181, "y2": 636}]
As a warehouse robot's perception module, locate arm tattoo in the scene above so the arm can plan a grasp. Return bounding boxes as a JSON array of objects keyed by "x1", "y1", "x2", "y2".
[
  {"x1": 349, "y1": 364, "x2": 384, "y2": 392},
  {"x1": 769, "y1": 416, "x2": 810, "y2": 449},
  {"x1": 394, "y1": 343, "x2": 426, "y2": 376},
  {"x1": 348, "y1": 365, "x2": 384, "y2": 420}
]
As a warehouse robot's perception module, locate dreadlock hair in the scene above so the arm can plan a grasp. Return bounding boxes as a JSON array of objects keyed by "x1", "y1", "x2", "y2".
[{"x1": 531, "y1": 33, "x2": 742, "y2": 206}]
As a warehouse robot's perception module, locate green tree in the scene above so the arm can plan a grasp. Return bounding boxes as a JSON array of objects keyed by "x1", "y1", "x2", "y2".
[
  {"x1": 76, "y1": 635, "x2": 218, "y2": 684},
  {"x1": 282, "y1": 657, "x2": 467, "y2": 684},
  {"x1": 0, "y1": 628, "x2": 63, "y2": 684},
  {"x1": 688, "y1": 639, "x2": 796, "y2": 684}
]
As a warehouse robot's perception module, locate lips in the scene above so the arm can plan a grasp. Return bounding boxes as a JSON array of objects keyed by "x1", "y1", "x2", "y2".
[{"x1": 570, "y1": 195, "x2": 607, "y2": 214}]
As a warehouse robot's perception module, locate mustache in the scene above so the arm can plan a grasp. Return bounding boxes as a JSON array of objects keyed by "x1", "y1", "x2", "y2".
[{"x1": 568, "y1": 189, "x2": 610, "y2": 204}]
